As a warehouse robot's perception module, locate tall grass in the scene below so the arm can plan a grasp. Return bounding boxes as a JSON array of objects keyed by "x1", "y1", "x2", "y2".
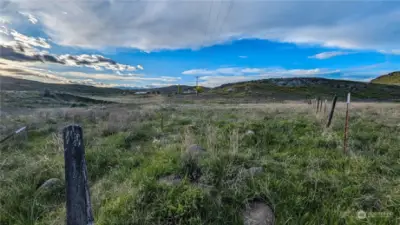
[{"x1": 0, "y1": 102, "x2": 399, "y2": 224}]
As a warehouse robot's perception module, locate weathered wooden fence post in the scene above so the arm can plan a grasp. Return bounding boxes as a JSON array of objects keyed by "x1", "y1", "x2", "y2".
[
  {"x1": 316, "y1": 97, "x2": 320, "y2": 113},
  {"x1": 343, "y1": 93, "x2": 351, "y2": 153},
  {"x1": 324, "y1": 99, "x2": 327, "y2": 115},
  {"x1": 326, "y1": 95, "x2": 338, "y2": 128},
  {"x1": 63, "y1": 125, "x2": 94, "y2": 225},
  {"x1": 319, "y1": 98, "x2": 323, "y2": 112}
]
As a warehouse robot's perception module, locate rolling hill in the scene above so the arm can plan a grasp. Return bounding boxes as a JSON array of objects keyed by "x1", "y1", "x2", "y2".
[
  {"x1": 0, "y1": 76, "x2": 206, "y2": 95},
  {"x1": 133, "y1": 85, "x2": 209, "y2": 94},
  {"x1": 371, "y1": 71, "x2": 400, "y2": 85},
  {"x1": 211, "y1": 77, "x2": 400, "y2": 101},
  {"x1": 0, "y1": 75, "x2": 133, "y2": 96},
  {"x1": 2, "y1": 75, "x2": 400, "y2": 102}
]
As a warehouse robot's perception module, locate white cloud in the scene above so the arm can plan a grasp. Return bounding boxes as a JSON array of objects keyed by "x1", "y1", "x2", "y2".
[
  {"x1": 241, "y1": 68, "x2": 264, "y2": 73},
  {"x1": 182, "y1": 67, "x2": 335, "y2": 77},
  {"x1": 3, "y1": 1, "x2": 400, "y2": 52},
  {"x1": 0, "y1": 59, "x2": 179, "y2": 88},
  {"x1": 9, "y1": 30, "x2": 51, "y2": 48},
  {"x1": 186, "y1": 67, "x2": 340, "y2": 87},
  {"x1": 61, "y1": 71, "x2": 179, "y2": 82},
  {"x1": 183, "y1": 67, "x2": 257, "y2": 76},
  {"x1": 0, "y1": 25, "x2": 10, "y2": 36},
  {"x1": 309, "y1": 51, "x2": 352, "y2": 60},
  {"x1": 0, "y1": 17, "x2": 11, "y2": 24},
  {"x1": 182, "y1": 69, "x2": 216, "y2": 75},
  {"x1": 0, "y1": 43, "x2": 138, "y2": 72},
  {"x1": 137, "y1": 64, "x2": 144, "y2": 70},
  {"x1": 1, "y1": 29, "x2": 138, "y2": 72},
  {"x1": 0, "y1": 61, "x2": 71, "y2": 83},
  {"x1": 57, "y1": 54, "x2": 137, "y2": 71},
  {"x1": 378, "y1": 49, "x2": 400, "y2": 55},
  {"x1": 18, "y1": 12, "x2": 38, "y2": 24}
]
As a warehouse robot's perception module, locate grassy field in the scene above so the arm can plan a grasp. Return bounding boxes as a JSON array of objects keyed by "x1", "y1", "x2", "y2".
[
  {"x1": 372, "y1": 72, "x2": 400, "y2": 86},
  {"x1": 1, "y1": 94, "x2": 400, "y2": 225}
]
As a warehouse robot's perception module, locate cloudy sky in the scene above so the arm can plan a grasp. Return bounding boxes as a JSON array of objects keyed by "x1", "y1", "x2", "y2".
[{"x1": 1, "y1": 0, "x2": 400, "y2": 88}]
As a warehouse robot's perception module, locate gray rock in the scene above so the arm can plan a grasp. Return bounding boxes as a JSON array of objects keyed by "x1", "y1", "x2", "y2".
[
  {"x1": 246, "y1": 130, "x2": 255, "y2": 136},
  {"x1": 186, "y1": 144, "x2": 206, "y2": 155},
  {"x1": 243, "y1": 201, "x2": 275, "y2": 225},
  {"x1": 240, "y1": 167, "x2": 264, "y2": 178},
  {"x1": 247, "y1": 167, "x2": 264, "y2": 176},
  {"x1": 158, "y1": 175, "x2": 182, "y2": 186},
  {"x1": 38, "y1": 178, "x2": 62, "y2": 190}
]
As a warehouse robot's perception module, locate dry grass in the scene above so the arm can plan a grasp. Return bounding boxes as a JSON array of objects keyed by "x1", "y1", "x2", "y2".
[{"x1": 1, "y1": 101, "x2": 400, "y2": 224}]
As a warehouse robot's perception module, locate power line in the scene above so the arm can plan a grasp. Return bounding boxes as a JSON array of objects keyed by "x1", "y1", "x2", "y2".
[
  {"x1": 214, "y1": 0, "x2": 234, "y2": 42},
  {"x1": 203, "y1": 0, "x2": 215, "y2": 47}
]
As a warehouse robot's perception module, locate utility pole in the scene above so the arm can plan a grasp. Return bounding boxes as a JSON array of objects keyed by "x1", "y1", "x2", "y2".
[{"x1": 196, "y1": 76, "x2": 199, "y2": 96}]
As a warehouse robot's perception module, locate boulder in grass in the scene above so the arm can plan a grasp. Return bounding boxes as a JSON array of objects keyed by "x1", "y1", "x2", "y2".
[
  {"x1": 186, "y1": 144, "x2": 206, "y2": 157},
  {"x1": 246, "y1": 130, "x2": 255, "y2": 136},
  {"x1": 37, "y1": 178, "x2": 62, "y2": 191},
  {"x1": 243, "y1": 201, "x2": 275, "y2": 225},
  {"x1": 247, "y1": 167, "x2": 264, "y2": 176},
  {"x1": 158, "y1": 175, "x2": 182, "y2": 186},
  {"x1": 181, "y1": 144, "x2": 206, "y2": 182}
]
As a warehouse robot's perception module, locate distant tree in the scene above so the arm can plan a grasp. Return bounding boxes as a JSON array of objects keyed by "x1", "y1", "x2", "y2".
[
  {"x1": 156, "y1": 91, "x2": 161, "y2": 95},
  {"x1": 195, "y1": 86, "x2": 204, "y2": 94},
  {"x1": 43, "y1": 88, "x2": 51, "y2": 97},
  {"x1": 177, "y1": 85, "x2": 182, "y2": 94}
]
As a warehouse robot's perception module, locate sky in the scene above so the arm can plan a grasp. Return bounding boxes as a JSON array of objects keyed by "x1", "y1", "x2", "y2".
[{"x1": 0, "y1": 0, "x2": 400, "y2": 88}]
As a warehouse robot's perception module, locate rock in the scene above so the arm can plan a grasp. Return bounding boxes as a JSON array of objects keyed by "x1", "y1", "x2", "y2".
[
  {"x1": 247, "y1": 167, "x2": 264, "y2": 176},
  {"x1": 246, "y1": 130, "x2": 255, "y2": 135},
  {"x1": 243, "y1": 201, "x2": 275, "y2": 225},
  {"x1": 240, "y1": 167, "x2": 264, "y2": 178},
  {"x1": 186, "y1": 144, "x2": 206, "y2": 156},
  {"x1": 158, "y1": 175, "x2": 182, "y2": 186},
  {"x1": 37, "y1": 178, "x2": 62, "y2": 191},
  {"x1": 152, "y1": 138, "x2": 161, "y2": 144}
]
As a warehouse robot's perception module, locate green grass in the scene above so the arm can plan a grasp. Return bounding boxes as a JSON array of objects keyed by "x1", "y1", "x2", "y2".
[
  {"x1": 1, "y1": 102, "x2": 399, "y2": 224},
  {"x1": 212, "y1": 78, "x2": 400, "y2": 101},
  {"x1": 371, "y1": 72, "x2": 400, "y2": 86}
]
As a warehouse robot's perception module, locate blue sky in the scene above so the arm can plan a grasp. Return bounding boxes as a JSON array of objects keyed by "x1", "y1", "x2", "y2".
[{"x1": 1, "y1": 1, "x2": 400, "y2": 88}]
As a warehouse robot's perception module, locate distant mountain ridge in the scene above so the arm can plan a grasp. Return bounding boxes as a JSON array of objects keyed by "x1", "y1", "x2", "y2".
[
  {"x1": 371, "y1": 71, "x2": 400, "y2": 85},
  {"x1": 2, "y1": 75, "x2": 400, "y2": 101},
  {"x1": 212, "y1": 77, "x2": 400, "y2": 101},
  {"x1": 0, "y1": 75, "x2": 131, "y2": 96},
  {"x1": 0, "y1": 75, "x2": 206, "y2": 94}
]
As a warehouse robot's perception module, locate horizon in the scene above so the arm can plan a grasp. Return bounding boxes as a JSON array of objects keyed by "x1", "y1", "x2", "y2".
[
  {"x1": 1, "y1": 1, "x2": 400, "y2": 88},
  {"x1": 1, "y1": 74, "x2": 376, "y2": 90}
]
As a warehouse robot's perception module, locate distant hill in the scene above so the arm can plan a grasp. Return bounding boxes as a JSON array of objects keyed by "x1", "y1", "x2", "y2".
[
  {"x1": 211, "y1": 77, "x2": 400, "y2": 101},
  {"x1": 0, "y1": 75, "x2": 133, "y2": 96},
  {"x1": 2, "y1": 75, "x2": 400, "y2": 102},
  {"x1": 0, "y1": 76, "x2": 208, "y2": 95},
  {"x1": 371, "y1": 71, "x2": 400, "y2": 85},
  {"x1": 133, "y1": 85, "x2": 209, "y2": 94}
]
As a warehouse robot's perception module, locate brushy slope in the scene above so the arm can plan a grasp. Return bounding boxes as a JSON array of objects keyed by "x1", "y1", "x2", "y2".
[
  {"x1": 0, "y1": 75, "x2": 131, "y2": 96},
  {"x1": 211, "y1": 78, "x2": 400, "y2": 101},
  {"x1": 1, "y1": 102, "x2": 400, "y2": 224},
  {"x1": 371, "y1": 72, "x2": 400, "y2": 86}
]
